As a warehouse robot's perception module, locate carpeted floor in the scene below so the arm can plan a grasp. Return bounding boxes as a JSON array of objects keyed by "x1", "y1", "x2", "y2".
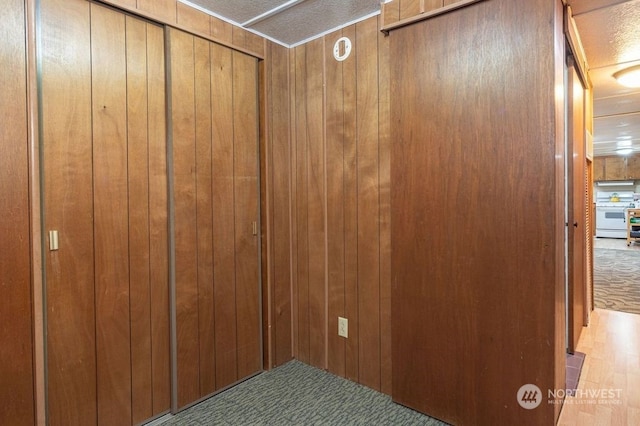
[
  {"x1": 594, "y1": 248, "x2": 640, "y2": 315},
  {"x1": 160, "y1": 361, "x2": 446, "y2": 425}
]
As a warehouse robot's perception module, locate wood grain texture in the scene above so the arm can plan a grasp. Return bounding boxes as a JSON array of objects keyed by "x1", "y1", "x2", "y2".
[
  {"x1": 146, "y1": 22, "x2": 171, "y2": 416},
  {"x1": 303, "y1": 38, "x2": 326, "y2": 370},
  {"x1": 138, "y1": 0, "x2": 176, "y2": 24},
  {"x1": 294, "y1": 44, "x2": 311, "y2": 364},
  {"x1": 233, "y1": 27, "x2": 265, "y2": 59},
  {"x1": 169, "y1": 28, "x2": 201, "y2": 408},
  {"x1": 399, "y1": 0, "x2": 422, "y2": 19},
  {"x1": 233, "y1": 51, "x2": 262, "y2": 379},
  {"x1": 177, "y1": 1, "x2": 210, "y2": 35},
  {"x1": 377, "y1": 17, "x2": 393, "y2": 396},
  {"x1": 425, "y1": 0, "x2": 446, "y2": 13},
  {"x1": 289, "y1": 46, "x2": 300, "y2": 361},
  {"x1": 0, "y1": 0, "x2": 34, "y2": 423},
  {"x1": 286, "y1": 17, "x2": 391, "y2": 392},
  {"x1": 390, "y1": 0, "x2": 562, "y2": 424},
  {"x1": 355, "y1": 17, "x2": 381, "y2": 392},
  {"x1": 211, "y1": 42, "x2": 239, "y2": 390},
  {"x1": 91, "y1": 6, "x2": 132, "y2": 424},
  {"x1": 382, "y1": 0, "x2": 400, "y2": 27},
  {"x1": 325, "y1": 29, "x2": 347, "y2": 378},
  {"x1": 593, "y1": 157, "x2": 605, "y2": 181},
  {"x1": 568, "y1": 63, "x2": 586, "y2": 352},
  {"x1": 41, "y1": 0, "x2": 97, "y2": 423},
  {"x1": 194, "y1": 37, "x2": 216, "y2": 397},
  {"x1": 267, "y1": 42, "x2": 293, "y2": 368},
  {"x1": 627, "y1": 156, "x2": 640, "y2": 179},
  {"x1": 605, "y1": 156, "x2": 625, "y2": 180},
  {"x1": 260, "y1": 57, "x2": 271, "y2": 370},
  {"x1": 342, "y1": 24, "x2": 359, "y2": 383},
  {"x1": 553, "y1": 2, "x2": 567, "y2": 420},
  {"x1": 210, "y1": 16, "x2": 232, "y2": 44},
  {"x1": 42, "y1": 4, "x2": 170, "y2": 424},
  {"x1": 125, "y1": 15, "x2": 153, "y2": 425}
]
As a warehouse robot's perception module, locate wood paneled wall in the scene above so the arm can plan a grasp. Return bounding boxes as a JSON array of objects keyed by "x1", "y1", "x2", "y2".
[
  {"x1": 41, "y1": 1, "x2": 169, "y2": 424},
  {"x1": 262, "y1": 41, "x2": 294, "y2": 368},
  {"x1": 169, "y1": 28, "x2": 262, "y2": 410},
  {"x1": 382, "y1": 0, "x2": 467, "y2": 27},
  {"x1": 100, "y1": 0, "x2": 265, "y2": 58},
  {"x1": 389, "y1": 0, "x2": 565, "y2": 424},
  {"x1": 568, "y1": 61, "x2": 586, "y2": 352},
  {"x1": 0, "y1": 0, "x2": 35, "y2": 424},
  {"x1": 284, "y1": 15, "x2": 392, "y2": 394}
]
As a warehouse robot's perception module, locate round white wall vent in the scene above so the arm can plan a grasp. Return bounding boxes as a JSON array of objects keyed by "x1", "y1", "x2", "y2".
[{"x1": 333, "y1": 37, "x2": 352, "y2": 62}]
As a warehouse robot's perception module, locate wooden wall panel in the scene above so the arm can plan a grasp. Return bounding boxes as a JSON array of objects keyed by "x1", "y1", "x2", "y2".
[
  {"x1": 568, "y1": 63, "x2": 586, "y2": 351},
  {"x1": 399, "y1": 0, "x2": 422, "y2": 19},
  {"x1": 138, "y1": 0, "x2": 176, "y2": 23},
  {"x1": 102, "y1": 0, "x2": 264, "y2": 58},
  {"x1": 194, "y1": 37, "x2": 216, "y2": 397},
  {"x1": 41, "y1": 0, "x2": 97, "y2": 423},
  {"x1": 170, "y1": 29, "x2": 201, "y2": 408},
  {"x1": 285, "y1": 16, "x2": 391, "y2": 392},
  {"x1": 264, "y1": 41, "x2": 293, "y2": 368},
  {"x1": 124, "y1": 16, "x2": 170, "y2": 424},
  {"x1": 211, "y1": 42, "x2": 238, "y2": 390},
  {"x1": 325, "y1": 29, "x2": 347, "y2": 378},
  {"x1": 91, "y1": 6, "x2": 132, "y2": 424},
  {"x1": 342, "y1": 24, "x2": 359, "y2": 383},
  {"x1": 382, "y1": 0, "x2": 400, "y2": 27},
  {"x1": 146, "y1": 23, "x2": 171, "y2": 416},
  {"x1": 293, "y1": 44, "x2": 311, "y2": 364},
  {"x1": 210, "y1": 16, "x2": 233, "y2": 44},
  {"x1": 126, "y1": 17, "x2": 153, "y2": 423},
  {"x1": 377, "y1": 25, "x2": 392, "y2": 397},
  {"x1": 303, "y1": 38, "x2": 326, "y2": 369},
  {"x1": 233, "y1": 51, "x2": 262, "y2": 379},
  {"x1": 355, "y1": 17, "x2": 381, "y2": 392},
  {"x1": 0, "y1": 0, "x2": 34, "y2": 424},
  {"x1": 389, "y1": 0, "x2": 562, "y2": 424},
  {"x1": 177, "y1": 1, "x2": 210, "y2": 35}
]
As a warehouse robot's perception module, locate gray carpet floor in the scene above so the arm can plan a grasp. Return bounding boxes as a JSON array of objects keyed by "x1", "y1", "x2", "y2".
[
  {"x1": 161, "y1": 361, "x2": 446, "y2": 425},
  {"x1": 594, "y1": 248, "x2": 640, "y2": 315}
]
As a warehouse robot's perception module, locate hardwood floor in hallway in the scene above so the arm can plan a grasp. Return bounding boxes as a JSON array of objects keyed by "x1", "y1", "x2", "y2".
[{"x1": 558, "y1": 309, "x2": 640, "y2": 425}]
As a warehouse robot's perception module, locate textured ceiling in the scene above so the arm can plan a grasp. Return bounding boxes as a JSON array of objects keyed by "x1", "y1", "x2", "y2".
[
  {"x1": 568, "y1": 0, "x2": 640, "y2": 156},
  {"x1": 180, "y1": 0, "x2": 383, "y2": 46}
]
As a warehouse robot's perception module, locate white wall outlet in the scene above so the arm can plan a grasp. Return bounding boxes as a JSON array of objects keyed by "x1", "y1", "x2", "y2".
[{"x1": 338, "y1": 317, "x2": 348, "y2": 338}]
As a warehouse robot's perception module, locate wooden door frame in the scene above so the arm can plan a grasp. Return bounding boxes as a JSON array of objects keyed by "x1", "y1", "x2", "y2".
[{"x1": 566, "y1": 55, "x2": 588, "y2": 353}]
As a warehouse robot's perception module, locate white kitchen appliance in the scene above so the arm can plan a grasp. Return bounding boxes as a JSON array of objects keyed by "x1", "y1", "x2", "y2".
[{"x1": 595, "y1": 191, "x2": 635, "y2": 238}]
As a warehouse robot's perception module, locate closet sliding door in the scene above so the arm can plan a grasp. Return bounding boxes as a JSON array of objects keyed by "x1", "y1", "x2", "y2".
[
  {"x1": 41, "y1": 1, "x2": 170, "y2": 424},
  {"x1": 0, "y1": 0, "x2": 34, "y2": 424},
  {"x1": 169, "y1": 28, "x2": 261, "y2": 410}
]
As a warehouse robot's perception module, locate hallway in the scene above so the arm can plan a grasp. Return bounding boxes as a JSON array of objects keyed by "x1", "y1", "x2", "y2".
[{"x1": 558, "y1": 309, "x2": 640, "y2": 425}]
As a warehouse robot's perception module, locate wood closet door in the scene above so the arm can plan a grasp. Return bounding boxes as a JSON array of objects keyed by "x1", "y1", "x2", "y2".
[
  {"x1": 169, "y1": 29, "x2": 261, "y2": 410},
  {"x1": 41, "y1": 1, "x2": 169, "y2": 425},
  {"x1": 0, "y1": 0, "x2": 35, "y2": 424}
]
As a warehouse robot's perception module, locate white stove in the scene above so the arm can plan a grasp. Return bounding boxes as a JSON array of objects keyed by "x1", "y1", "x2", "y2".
[{"x1": 595, "y1": 191, "x2": 635, "y2": 238}]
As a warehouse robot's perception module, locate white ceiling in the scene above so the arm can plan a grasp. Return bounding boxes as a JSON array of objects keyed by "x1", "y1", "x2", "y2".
[
  {"x1": 179, "y1": 0, "x2": 383, "y2": 47},
  {"x1": 567, "y1": 0, "x2": 640, "y2": 157}
]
